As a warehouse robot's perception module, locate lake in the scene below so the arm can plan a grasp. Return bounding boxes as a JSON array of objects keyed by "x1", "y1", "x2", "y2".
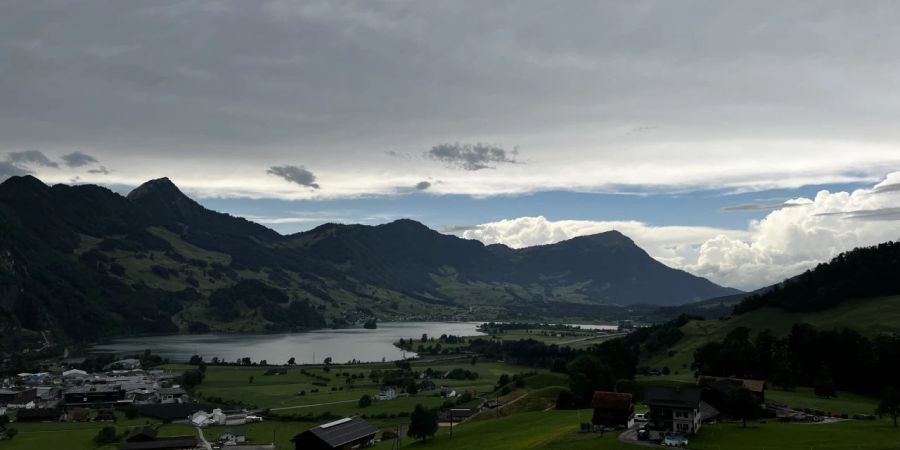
[{"x1": 89, "y1": 322, "x2": 484, "y2": 364}]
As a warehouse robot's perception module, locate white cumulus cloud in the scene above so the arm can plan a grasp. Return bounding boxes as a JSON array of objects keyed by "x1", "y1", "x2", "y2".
[{"x1": 463, "y1": 173, "x2": 900, "y2": 291}]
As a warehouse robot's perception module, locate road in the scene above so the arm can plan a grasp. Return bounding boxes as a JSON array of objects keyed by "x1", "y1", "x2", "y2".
[{"x1": 196, "y1": 427, "x2": 212, "y2": 450}]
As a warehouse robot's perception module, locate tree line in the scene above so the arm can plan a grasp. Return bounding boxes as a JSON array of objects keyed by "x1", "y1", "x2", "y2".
[{"x1": 693, "y1": 323, "x2": 900, "y2": 397}]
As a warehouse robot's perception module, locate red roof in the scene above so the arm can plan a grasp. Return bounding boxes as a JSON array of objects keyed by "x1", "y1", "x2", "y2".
[{"x1": 591, "y1": 391, "x2": 633, "y2": 411}]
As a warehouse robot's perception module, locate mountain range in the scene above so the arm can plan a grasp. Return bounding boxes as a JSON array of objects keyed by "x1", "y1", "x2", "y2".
[{"x1": 0, "y1": 175, "x2": 738, "y2": 351}]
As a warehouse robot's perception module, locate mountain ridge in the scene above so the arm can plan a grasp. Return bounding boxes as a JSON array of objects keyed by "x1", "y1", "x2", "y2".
[{"x1": 0, "y1": 176, "x2": 739, "y2": 352}]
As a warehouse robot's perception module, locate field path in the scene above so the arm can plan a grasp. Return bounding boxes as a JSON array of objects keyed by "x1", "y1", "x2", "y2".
[
  {"x1": 270, "y1": 398, "x2": 356, "y2": 411},
  {"x1": 196, "y1": 427, "x2": 212, "y2": 450}
]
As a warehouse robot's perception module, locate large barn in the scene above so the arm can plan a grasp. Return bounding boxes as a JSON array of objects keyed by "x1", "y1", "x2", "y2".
[{"x1": 291, "y1": 417, "x2": 378, "y2": 450}]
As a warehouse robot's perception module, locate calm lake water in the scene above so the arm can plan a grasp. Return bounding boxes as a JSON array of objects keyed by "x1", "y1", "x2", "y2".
[{"x1": 89, "y1": 322, "x2": 484, "y2": 364}]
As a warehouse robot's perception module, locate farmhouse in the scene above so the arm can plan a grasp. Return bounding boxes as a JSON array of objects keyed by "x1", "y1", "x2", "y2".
[
  {"x1": 697, "y1": 376, "x2": 766, "y2": 411},
  {"x1": 591, "y1": 391, "x2": 634, "y2": 429},
  {"x1": 291, "y1": 417, "x2": 378, "y2": 450},
  {"x1": 218, "y1": 428, "x2": 247, "y2": 444},
  {"x1": 644, "y1": 386, "x2": 703, "y2": 439}
]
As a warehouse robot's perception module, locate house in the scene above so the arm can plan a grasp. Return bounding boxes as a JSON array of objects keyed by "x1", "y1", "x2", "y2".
[
  {"x1": 190, "y1": 410, "x2": 212, "y2": 427},
  {"x1": 14, "y1": 407, "x2": 63, "y2": 422},
  {"x1": 697, "y1": 376, "x2": 766, "y2": 411},
  {"x1": 419, "y1": 380, "x2": 436, "y2": 391},
  {"x1": 448, "y1": 408, "x2": 479, "y2": 422},
  {"x1": 375, "y1": 389, "x2": 396, "y2": 401},
  {"x1": 217, "y1": 429, "x2": 247, "y2": 444},
  {"x1": 439, "y1": 387, "x2": 456, "y2": 398},
  {"x1": 212, "y1": 408, "x2": 247, "y2": 425},
  {"x1": 291, "y1": 417, "x2": 378, "y2": 450},
  {"x1": 158, "y1": 387, "x2": 186, "y2": 404},
  {"x1": 63, "y1": 385, "x2": 126, "y2": 405},
  {"x1": 0, "y1": 388, "x2": 37, "y2": 408},
  {"x1": 644, "y1": 386, "x2": 703, "y2": 440},
  {"x1": 591, "y1": 391, "x2": 635, "y2": 429}
]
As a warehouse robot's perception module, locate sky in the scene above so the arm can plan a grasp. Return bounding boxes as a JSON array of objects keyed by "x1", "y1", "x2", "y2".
[{"x1": 2, "y1": 1, "x2": 900, "y2": 291}]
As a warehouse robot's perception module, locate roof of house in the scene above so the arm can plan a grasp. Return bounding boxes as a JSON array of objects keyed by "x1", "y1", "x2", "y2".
[
  {"x1": 591, "y1": 391, "x2": 633, "y2": 411},
  {"x1": 117, "y1": 436, "x2": 199, "y2": 450},
  {"x1": 699, "y1": 401, "x2": 721, "y2": 421},
  {"x1": 125, "y1": 427, "x2": 159, "y2": 442},
  {"x1": 698, "y1": 376, "x2": 766, "y2": 394},
  {"x1": 644, "y1": 386, "x2": 703, "y2": 409},
  {"x1": 292, "y1": 417, "x2": 378, "y2": 448}
]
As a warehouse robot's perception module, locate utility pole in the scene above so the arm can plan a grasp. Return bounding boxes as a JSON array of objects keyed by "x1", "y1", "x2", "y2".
[{"x1": 449, "y1": 410, "x2": 453, "y2": 439}]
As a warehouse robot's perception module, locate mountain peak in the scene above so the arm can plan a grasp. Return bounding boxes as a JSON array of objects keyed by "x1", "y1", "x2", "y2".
[
  {"x1": 126, "y1": 177, "x2": 186, "y2": 202},
  {"x1": 0, "y1": 175, "x2": 51, "y2": 198}
]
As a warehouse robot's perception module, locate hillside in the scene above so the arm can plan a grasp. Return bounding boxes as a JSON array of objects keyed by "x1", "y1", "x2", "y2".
[{"x1": 0, "y1": 176, "x2": 737, "y2": 352}]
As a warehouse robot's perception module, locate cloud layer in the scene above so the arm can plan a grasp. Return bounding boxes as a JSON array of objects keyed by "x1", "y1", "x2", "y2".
[
  {"x1": 5, "y1": 2, "x2": 900, "y2": 198},
  {"x1": 464, "y1": 173, "x2": 900, "y2": 290}
]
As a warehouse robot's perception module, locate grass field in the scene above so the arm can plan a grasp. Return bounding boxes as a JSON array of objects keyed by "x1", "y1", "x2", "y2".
[
  {"x1": 689, "y1": 419, "x2": 900, "y2": 450},
  {"x1": 0, "y1": 412, "x2": 196, "y2": 450}
]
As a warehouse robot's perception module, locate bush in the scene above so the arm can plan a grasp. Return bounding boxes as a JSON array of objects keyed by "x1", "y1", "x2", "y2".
[{"x1": 95, "y1": 426, "x2": 119, "y2": 444}]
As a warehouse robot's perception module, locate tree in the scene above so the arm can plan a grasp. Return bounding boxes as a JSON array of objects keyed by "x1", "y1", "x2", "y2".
[
  {"x1": 287, "y1": 357, "x2": 296, "y2": 365},
  {"x1": 406, "y1": 380, "x2": 420, "y2": 395},
  {"x1": 814, "y1": 367, "x2": 836, "y2": 398},
  {"x1": 189, "y1": 354, "x2": 203, "y2": 365},
  {"x1": 123, "y1": 406, "x2": 139, "y2": 420},
  {"x1": 95, "y1": 426, "x2": 118, "y2": 444},
  {"x1": 567, "y1": 355, "x2": 615, "y2": 405},
  {"x1": 408, "y1": 404, "x2": 438, "y2": 441},
  {"x1": 324, "y1": 357, "x2": 332, "y2": 365},
  {"x1": 358, "y1": 394, "x2": 373, "y2": 408},
  {"x1": 248, "y1": 376, "x2": 254, "y2": 384},
  {"x1": 421, "y1": 333, "x2": 428, "y2": 343},
  {"x1": 877, "y1": 387, "x2": 900, "y2": 427},
  {"x1": 3, "y1": 427, "x2": 17, "y2": 440},
  {"x1": 724, "y1": 388, "x2": 758, "y2": 427}
]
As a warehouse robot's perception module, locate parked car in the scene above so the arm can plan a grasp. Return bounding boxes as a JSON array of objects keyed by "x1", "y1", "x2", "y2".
[
  {"x1": 636, "y1": 428, "x2": 650, "y2": 441},
  {"x1": 663, "y1": 434, "x2": 689, "y2": 447}
]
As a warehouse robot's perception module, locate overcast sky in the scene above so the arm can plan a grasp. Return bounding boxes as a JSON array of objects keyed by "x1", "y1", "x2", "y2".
[{"x1": 3, "y1": 1, "x2": 900, "y2": 290}]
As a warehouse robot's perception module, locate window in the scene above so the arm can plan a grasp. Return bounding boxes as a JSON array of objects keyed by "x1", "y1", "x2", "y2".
[
  {"x1": 674, "y1": 410, "x2": 689, "y2": 419},
  {"x1": 677, "y1": 423, "x2": 690, "y2": 432}
]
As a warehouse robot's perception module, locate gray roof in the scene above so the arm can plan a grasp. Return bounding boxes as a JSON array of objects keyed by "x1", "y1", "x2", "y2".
[
  {"x1": 297, "y1": 417, "x2": 378, "y2": 448},
  {"x1": 644, "y1": 386, "x2": 702, "y2": 409}
]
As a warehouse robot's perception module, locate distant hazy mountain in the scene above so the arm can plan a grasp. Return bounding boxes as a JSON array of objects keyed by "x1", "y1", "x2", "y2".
[{"x1": 0, "y1": 176, "x2": 738, "y2": 349}]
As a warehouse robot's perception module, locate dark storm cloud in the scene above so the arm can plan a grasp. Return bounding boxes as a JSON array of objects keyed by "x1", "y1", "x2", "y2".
[
  {"x1": 267, "y1": 165, "x2": 320, "y2": 189},
  {"x1": 62, "y1": 151, "x2": 99, "y2": 167},
  {"x1": 7, "y1": 150, "x2": 58, "y2": 168},
  {"x1": 415, "y1": 181, "x2": 431, "y2": 190},
  {"x1": 88, "y1": 165, "x2": 110, "y2": 175},
  {"x1": 426, "y1": 143, "x2": 519, "y2": 171}
]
